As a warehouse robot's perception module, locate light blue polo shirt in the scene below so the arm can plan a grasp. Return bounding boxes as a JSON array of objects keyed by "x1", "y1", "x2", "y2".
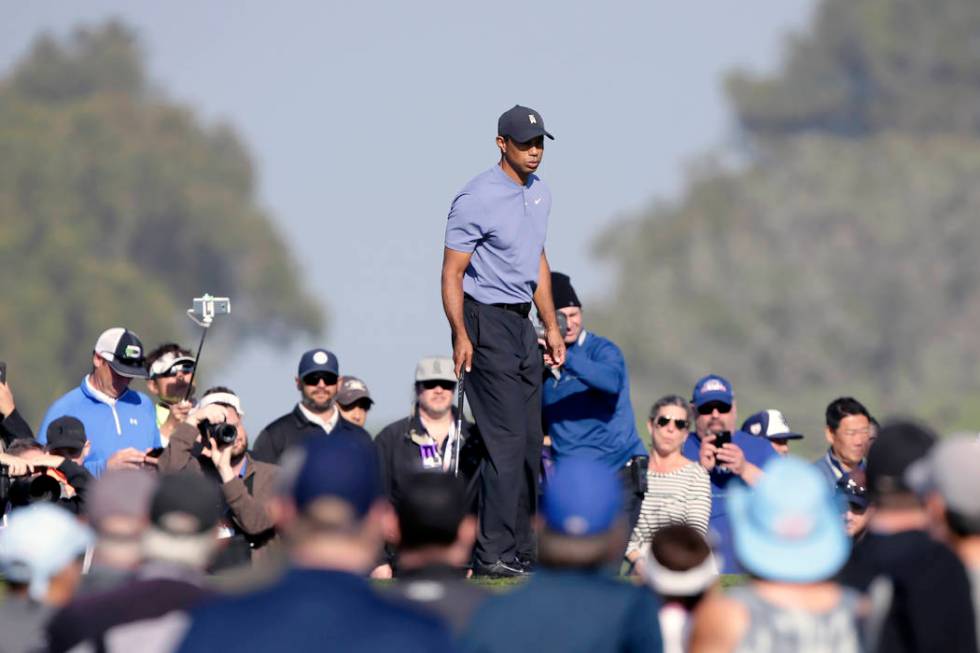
[{"x1": 444, "y1": 164, "x2": 551, "y2": 304}]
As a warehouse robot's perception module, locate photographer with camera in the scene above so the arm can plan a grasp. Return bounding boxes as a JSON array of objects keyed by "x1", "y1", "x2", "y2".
[
  {"x1": 540, "y1": 273, "x2": 649, "y2": 538},
  {"x1": 158, "y1": 387, "x2": 277, "y2": 570},
  {"x1": 2, "y1": 426, "x2": 94, "y2": 515}
]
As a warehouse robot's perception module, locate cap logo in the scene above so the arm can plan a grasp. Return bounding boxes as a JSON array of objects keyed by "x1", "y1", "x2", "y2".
[
  {"x1": 313, "y1": 351, "x2": 329, "y2": 365},
  {"x1": 433, "y1": 360, "x2": 443, "y2": 373},
  {"x1": 701, "y1": 379, "x2": 727, "y2": 394},
  {"x1": 563, "y1": 515, "x2": 589, "y2": 536},
  {"x1": 346, "y1": 379, "x2": 366, "y2": 391},
  {"x1": 749, "y1": 423, "x2": 762, "y2": 436},
  {"x1": 773, "y1": 514, "x2": 814, "y2": 540},
  {"x1": 124, "y1": 345, "x2": 141, "y2": 359},
  {"x1": 528, "y1": 114, "x2": 537, "y2": 124}
]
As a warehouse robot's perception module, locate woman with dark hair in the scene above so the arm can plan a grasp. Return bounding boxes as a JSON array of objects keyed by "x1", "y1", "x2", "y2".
[{"x1": 626, "y1": 395, "x2": 711, "y2": 572}]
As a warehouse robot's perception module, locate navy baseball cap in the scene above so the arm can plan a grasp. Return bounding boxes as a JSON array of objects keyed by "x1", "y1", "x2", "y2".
[
  {"x1": 283, "y1": 433, "x2": 381, "y2": 516},
  {"x1": 297, "y1": 349, "x2": 339, "y2": 378},
  {"x1": 498, "y1": 105, "x2": 554, "y2": 143},
  {"x1": 46, "y1": 416, "x2": 87, "y2": 450},
  {"x1": 543, "y1": 457, "x2": 622, "y2": 536},
  {"x1": 94, "y1": 328, "x2": 149, "y2": 379},
  {"x1": 691, "y1": 374, "x2": 734, "y2": 409},
  {"x1": 741, "y1": 410, "x2": 803, "y2": 441}
]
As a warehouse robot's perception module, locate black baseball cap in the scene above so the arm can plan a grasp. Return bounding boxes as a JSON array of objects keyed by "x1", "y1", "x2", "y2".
[
  {"x1": 396, "y1": 472, "x2": 467, "y2": 550},
  {"x1": 866, "y1": 420, "x2": 936, "y2": 498},
  {"x1": 46, "y1": 416, "x2": 87, "y2": 451},
  {"x1": 94, "y1": 328, "x2": 149, "y2": 379},
  {"x1": 498, "y1": 105, "x2": 554, "y2": 143},
  {"x1": 150, "y1": 472, "x2": 222, "y2": 535}
]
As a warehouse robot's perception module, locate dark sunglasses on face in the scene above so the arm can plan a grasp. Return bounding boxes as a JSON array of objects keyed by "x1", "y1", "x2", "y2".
[
  {"x1": 697, "y1": 401, "x2": 732, "y2": 416},
  {"x1": 303, "y1": 372, "x2": 338, "y2": 386},
  {"x1": 420, "y1": 380, "x2": 456, "y2": 391},
  {"x1": 162, "y1": 363, "x2": 194, "y2": 377},
  {"x1": 341, "y1": 399, "x2": 373, "y2": 411},
  {"x1": 654, "y1": 416, "x2": 689, "y2": 430}
]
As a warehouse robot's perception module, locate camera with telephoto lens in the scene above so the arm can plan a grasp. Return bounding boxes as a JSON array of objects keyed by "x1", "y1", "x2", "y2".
[
  {"x1": 198, "y1": 420, "x2": 238, "y2": 447},
  {"x1": 0, "y1": 464, "x2": 63, "y2": 507},
  {"x1": 534, "y1": 311, "x2": 569, "y2": 343}
]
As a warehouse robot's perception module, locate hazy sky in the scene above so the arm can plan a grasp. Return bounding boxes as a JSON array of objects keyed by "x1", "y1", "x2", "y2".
[{"x1": 2, "y1": 1, "x2": 813, "y2": 434}]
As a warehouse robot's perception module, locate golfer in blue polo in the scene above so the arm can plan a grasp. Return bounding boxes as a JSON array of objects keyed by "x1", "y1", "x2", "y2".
[{"x1": 441, "y1": 105, "x2": 566, "y2": 577}]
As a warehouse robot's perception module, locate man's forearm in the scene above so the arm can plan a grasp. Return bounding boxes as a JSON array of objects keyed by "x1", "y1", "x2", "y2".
[
  {"x1": 441, "y1": 261, "x2": 468, "y2": 339},
  {"x1": 533, "y1": 252, "x2": 559, "y2": 330}
]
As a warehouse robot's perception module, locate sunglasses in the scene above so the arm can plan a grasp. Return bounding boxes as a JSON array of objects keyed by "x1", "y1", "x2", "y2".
[
  {"x1": 420, "y1": 380, "x2": 456, "y2": 391},
  {"x1": 654, "y1": 416, "x2": 689, "y2": 430},
  {"x1": 160, "y1": 363, "x2": 194, "y2": 378},
  {"x1": 303, "y1": 372, "x2": 338, "y2": 386},
  {"x1": 697, "y1": 401, "x2": 732, "y2": 416},
  {"x1": 341, "y1": 398, "x2": 373, "y2": 411}
]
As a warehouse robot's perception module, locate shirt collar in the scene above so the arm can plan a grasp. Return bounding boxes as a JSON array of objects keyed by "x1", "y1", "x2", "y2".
[
  {"x1": 84, "y1": 375, "x2": 118, "y2": 406},
  {"x1": 298, "y1": 402, "x2": 339, "y2": 433}
]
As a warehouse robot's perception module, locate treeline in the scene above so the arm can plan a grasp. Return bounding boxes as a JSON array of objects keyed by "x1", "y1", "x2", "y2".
[
  {"x1": 0, "y1": 23, "x2": 323, "y2": 422},
  {"x1": 592, "y1": 0, "x2": 980, "y2": 446}
]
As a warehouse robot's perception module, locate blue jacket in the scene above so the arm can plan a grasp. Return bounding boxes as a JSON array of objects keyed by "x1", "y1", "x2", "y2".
[
  {"x1": 682, "y1": 430, "x2": 775, "y2": 573},
  {"x1": 176, "y1": 568, "x2": 453, "y2": 653},
  {"x1": 542, "y1": 332, "x2": 647, "y2": 469},
  {"x1": 39, "y1": 378, "x2": 160, "y2": 477},
  {"x1": 461, "y1": 567, "x2": 662, "y2": 653}
]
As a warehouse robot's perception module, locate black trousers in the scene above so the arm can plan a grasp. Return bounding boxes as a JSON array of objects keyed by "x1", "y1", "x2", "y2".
[{"x1": 463, "y1": 298, "x2": 543, "y2": 565}]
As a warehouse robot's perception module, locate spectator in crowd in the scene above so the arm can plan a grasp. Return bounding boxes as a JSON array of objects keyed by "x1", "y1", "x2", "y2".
[
  {"x1": 814, "y1": 397, "x2": 871, "y2": 490},
  {"x1": 39, "y1": 327, "x2": 160, "y2": 477},
  {"x1": 47, "y1": 473, "x2": 223, "y2": 653},
  {"x1": 681, "y1": 374, "x2": 774, "y2": 574},
  {"x1": 374, "y1": 356, "x2": 484, "y2": 578},
  {"x1": 625, "y1": 396, "x2": 710, "y2": 572},
  {"x1": 175, "y1": 432, "x2": 454, "y2": 652},
  {"x1": 837, "y1": 467, "x2": 872, "y2": 539},
  {"x1": 5, "y1": 434, "x2": 93, "y2": 515},
  {"x1": 908, "y1": 436, "x2": 980, "y2": 650},
  {"x1": 158, "y1": 387, "x2": 278, "y2": 569},
  {"x1": 640, "y1": 525, "x2": 717, "y2": 653},
  {"x1": 460, "y1": 457, "x2": 663, "y2": 653},
  {"x1": 145, "y1": 343, "x2": 196, "y2": 447},
  {"x1": 76, "y1": 470, "x2": 158, "y2": 595},
  {"x1": 740, "y1": 408, "x2": 804, "y2": 456},
  {"x1": 45, "y1": 415, "x2": 91, "y2": 462},
  {"x1": 0, "y1": 374, "x2": 35, "y2": 444},
  {"x1": 252, "y1": 348, "x2": 372, "y2": 464},
  {"x1": 0, "y1": 504, "x2": 92, "y2": 653},
  {"x1": 689, "y1": 456, "x2": 862, "y2": 652},
  {"x1": 541, "y1": 272, "x2": 649, "y2": 534},
  {"x1": 336, "y1": 376, "x2": 374, "y2": 428},
  {"x1": 839, "y1": 420, "x2": 977, "y2": 653},
  {"x1": 385, "y1": 472, "x2": 488, "y2": 635}
]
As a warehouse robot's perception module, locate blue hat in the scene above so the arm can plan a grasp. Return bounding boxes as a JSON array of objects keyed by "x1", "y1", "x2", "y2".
[
  {"x1": 728, "y1": 456, "x2": 849, "y2": 583},
  {"x1": 741, "y1": 410, "x2": 804, "y2": 441},
  {"x1": 543, "y1": 457, "x2": 622, "y2": 536},
  {"x1": 284, "y1": 433, "x2": 381, "y2": 517},
  {"x1": 297, "y1": 349, "x2": 339, "y2": 378},
  {"x1": 691, "y1": 374, "x2": 734, "y2": 409}
]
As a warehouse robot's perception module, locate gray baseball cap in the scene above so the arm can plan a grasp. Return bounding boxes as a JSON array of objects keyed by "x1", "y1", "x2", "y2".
[
  {"x1": 415, "y1": 356, "x2": 456, "y2": 384},
  {"x1": 907, "y1": 436, "x2": 980, "y2": 524},
  {"x1": 337, "y1": 377, "x2": 373, "y2": 407}
]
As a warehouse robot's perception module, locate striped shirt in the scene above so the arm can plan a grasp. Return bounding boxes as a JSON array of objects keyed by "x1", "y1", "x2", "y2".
[{"x1": 627, "y1": 462, "x2": 712, "y2": 555}]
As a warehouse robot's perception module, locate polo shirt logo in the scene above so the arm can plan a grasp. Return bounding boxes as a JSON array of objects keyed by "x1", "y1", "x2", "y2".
[
  {"x1": 129, "y1": 418, "x2": 138, "y2": 426},
  {"x1": 528, "y1": 114, "x2": 537, "y2": 124}
]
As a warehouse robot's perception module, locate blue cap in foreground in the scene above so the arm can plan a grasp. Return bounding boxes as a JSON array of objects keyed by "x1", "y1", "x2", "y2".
[
  {"x1": 543, "y1": 457, "x2": 622, "y2": 536},
  {"x1": 728, "y1": 456, "x2": 849, "y2": 583},
  {"x1": 284, "y1": 433, "x2": 381, "y2": 517}
]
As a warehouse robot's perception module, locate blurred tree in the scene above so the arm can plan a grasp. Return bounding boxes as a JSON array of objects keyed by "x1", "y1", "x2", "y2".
[
  {"x1": 0, "y1": 22, "x2": 324, "y2": 423},
  {"x1": 594, "y1": 0, "x2": 980, "y2": 445}
]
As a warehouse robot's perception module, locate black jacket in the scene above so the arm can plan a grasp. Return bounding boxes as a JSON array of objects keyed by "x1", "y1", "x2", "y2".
[
  {"x1": 374, "y1": 411, "x2": 484, "y2": 510},
  {"x1": 252, "y1": 404, "x2": 373, "y2": 464},
  {"x1": 1, "y1": 408, "x2": 34, "y2": 446}
]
